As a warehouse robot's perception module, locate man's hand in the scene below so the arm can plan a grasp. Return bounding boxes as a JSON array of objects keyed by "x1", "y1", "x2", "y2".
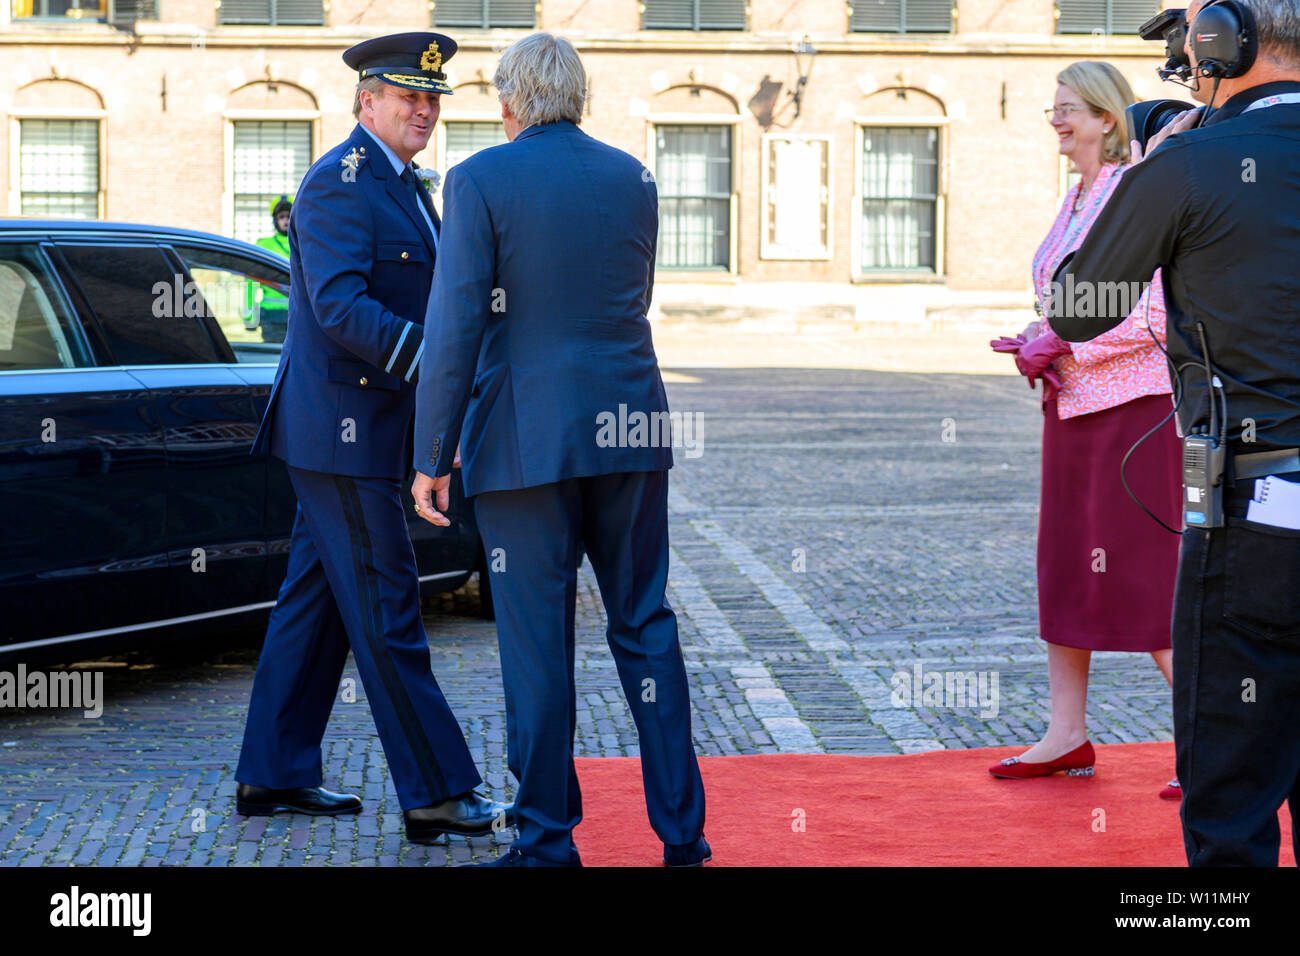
[
  {"x1": 1131, "y1": 107, "x2": 1202, "y2": 165},
  {"x1": 411, "y1": 471, "x2": 452, "y2": 527}
]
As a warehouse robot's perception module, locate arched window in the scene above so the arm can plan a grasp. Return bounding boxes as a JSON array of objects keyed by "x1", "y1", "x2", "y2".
[
  {"x1": 224, "y1": 82, "x2": 319, "y2": 243},
  {"x1": 10, "y1": 79, "x2": 106, "y2": 219},
  {"x1": 853, "y1": 88, "x2": 948, "y2": 278},
  {"x1": 646, "y1": 85, "x2": 741, "y2": 272}
]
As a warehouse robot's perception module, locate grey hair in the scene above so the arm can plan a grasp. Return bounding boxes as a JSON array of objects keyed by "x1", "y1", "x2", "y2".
[
  {"x1": 492, "y1": 32, "x2": 586, "y2": 127},
  {"x1": 352, "y1": 76, "x2": 386, "y2": 119},
  {"x1": 1238, "y1": 0, "x2": 1300, "y2": 65}
]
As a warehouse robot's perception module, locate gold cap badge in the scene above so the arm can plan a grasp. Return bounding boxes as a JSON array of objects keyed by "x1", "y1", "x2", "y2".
[{"x1": 420, "y1": 42, "x2": 442, "y2": 73}]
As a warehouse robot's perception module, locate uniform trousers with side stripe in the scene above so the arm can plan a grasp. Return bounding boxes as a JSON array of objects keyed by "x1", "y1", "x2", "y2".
[{"x1": 236, "y1": 466, "x2": 481, "y2": 810}]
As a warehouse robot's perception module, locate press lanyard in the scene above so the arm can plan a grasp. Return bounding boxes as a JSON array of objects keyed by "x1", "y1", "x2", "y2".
[{"x1": 1242, "y1": 92, "x2": 1300, "y2": 113}]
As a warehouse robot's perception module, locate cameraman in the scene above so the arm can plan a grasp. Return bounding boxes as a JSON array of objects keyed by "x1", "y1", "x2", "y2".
[{"x1": 1051, "y1": 0, "x2": 1300, "y2": 866}]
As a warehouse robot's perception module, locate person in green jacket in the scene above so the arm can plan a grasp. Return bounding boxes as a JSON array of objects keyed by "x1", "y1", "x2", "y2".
[{"x1": 246, "y1": 194, "x2": 292, "y2": 343}]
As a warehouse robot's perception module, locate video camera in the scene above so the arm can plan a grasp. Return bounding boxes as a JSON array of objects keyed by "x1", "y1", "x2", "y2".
[
  {"x1": 1126, "y1": 3, "x2": 1258, "y2": 150},
  {"x1": 1141, "y1": 8, "x2": 1193, "y2": 82},
  {"x1": 1126, "y1": 9, "x2": 1197, "y2": 150}
]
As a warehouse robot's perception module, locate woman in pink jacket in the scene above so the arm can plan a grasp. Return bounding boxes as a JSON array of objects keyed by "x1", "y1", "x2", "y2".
[{"x1": 989, "y1": 61, "x2": 1183, "y2": 798}]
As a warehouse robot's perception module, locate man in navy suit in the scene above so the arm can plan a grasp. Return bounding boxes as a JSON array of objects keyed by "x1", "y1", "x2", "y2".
[
  {"x1": 411, "y1": 33, "x2": 709, "y2": 867},
  {"x1": 235, "y1": 32, "x2": 511, "y2": 845}
]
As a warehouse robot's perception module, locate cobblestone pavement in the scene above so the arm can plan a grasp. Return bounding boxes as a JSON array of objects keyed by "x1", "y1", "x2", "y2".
[{"x1": 0, "y1": 367, "x2": 1176, "y2": 866}]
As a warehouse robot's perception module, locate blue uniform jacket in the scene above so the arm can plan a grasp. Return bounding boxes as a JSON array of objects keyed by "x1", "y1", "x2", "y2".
[
  {"x1": 413, "y1": 120, "x2": 671, "y2": 496},
  {"x1": 252, "y1": 123, "x2": 439, "y2": 480}
]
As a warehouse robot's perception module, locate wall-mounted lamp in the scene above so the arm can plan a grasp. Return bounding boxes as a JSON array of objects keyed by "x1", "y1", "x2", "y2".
[{"x1": 790, "y1": 36, "x2": 817, "y2": 119}]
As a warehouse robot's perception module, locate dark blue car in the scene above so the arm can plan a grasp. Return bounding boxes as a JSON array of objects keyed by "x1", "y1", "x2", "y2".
[{"x1": 0, "y1": 220, "x2": 487, "y2": 665}]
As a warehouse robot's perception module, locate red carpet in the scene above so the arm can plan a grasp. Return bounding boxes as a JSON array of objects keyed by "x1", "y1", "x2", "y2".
[{"x1": 572, "y1": 743, "x2": 1297, "y2": 866}]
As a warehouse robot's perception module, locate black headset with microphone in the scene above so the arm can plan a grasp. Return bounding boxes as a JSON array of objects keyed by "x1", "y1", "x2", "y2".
[{"x1": 1189, "y1": 0, "x2": 1258, "y2": 80}]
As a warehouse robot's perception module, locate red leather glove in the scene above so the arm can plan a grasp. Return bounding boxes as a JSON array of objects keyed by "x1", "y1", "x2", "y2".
[
  {"x1": 1041, "y1": 367, "x2": 1062, "y2": 403},
  {"x1": 989, "y1": 334, "x2": 1026, "y2": 354},
  {"x1": 1014, "y1": 330, "x2": 1071, "y2": 390}
]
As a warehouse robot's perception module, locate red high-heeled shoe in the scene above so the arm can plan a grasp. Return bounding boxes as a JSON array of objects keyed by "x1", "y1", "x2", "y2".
[
  {"x1": 989, "y1": 741, "x2": 1095, "y2": 779},
  {"x1": 1159, "y1": 778, "x2": 1182, "y2": 800}
]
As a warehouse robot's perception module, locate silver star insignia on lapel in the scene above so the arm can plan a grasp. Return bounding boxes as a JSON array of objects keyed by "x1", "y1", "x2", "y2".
[{"x1": 341, "y1": 146, "x2": 367, "y2": 171}]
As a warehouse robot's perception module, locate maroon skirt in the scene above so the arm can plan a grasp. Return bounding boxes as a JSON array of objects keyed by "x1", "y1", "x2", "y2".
[{"x1": 1038, "y1": 394, "x2": 1182, "y2": 651}]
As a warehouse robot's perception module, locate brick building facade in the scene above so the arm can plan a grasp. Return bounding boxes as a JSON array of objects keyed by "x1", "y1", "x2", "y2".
[{"x1": 1, "y1": 1, "x2": 1179, "y2": 325}]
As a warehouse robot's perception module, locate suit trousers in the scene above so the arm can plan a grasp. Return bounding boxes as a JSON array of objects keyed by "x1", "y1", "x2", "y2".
[
  {"x1": 1173, "y1": 489, "x2": 1300, "y2": 865},
  {"x1": 472, "y1": 469, "x2": 706, "y2": 864},
  {"x1": 236, "y1": 466, "x2": 481, "y2": 810}
]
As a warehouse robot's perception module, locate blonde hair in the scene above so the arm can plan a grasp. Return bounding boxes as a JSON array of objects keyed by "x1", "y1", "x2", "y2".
[
  {"x1": 1056, "y1": 61, "x2": 1137, "y2": 165},
  {"x1": 352, "y1": 76, "x2": 386, "y2": 119},
  {"x1": 493, "y1": 32, "x2": 586, "y2": 128}
]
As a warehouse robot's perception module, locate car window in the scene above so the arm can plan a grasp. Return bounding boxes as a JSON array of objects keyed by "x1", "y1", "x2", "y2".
[
  {"x1": 56, "y1": 243, "x2": 221, "y2": 366},
  {"x1": 171, "y1": 245, "x2": 289, "y2": 363},
  {"x1": 0, "y1": 243, "x2": 91, "y2": 372}
]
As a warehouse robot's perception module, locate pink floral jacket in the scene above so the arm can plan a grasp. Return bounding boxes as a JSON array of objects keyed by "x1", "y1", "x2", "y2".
[{"x1": 1031, "y1": 162, "x2": 1172, "y2": 419}]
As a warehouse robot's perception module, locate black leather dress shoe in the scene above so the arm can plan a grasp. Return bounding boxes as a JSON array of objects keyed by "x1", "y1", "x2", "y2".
[
  {"x1": 235, "y1": 783, "x2": 362, "y2": 817},
  {"x1": 663, "y1": 835, "x2": 711, "y2": 867},
  {"x1": 404, "y1": 790, "x2": 515, "y2": 843},
  {"x1": 472, "y1": 847, "x2": 581, "y2": 867}
]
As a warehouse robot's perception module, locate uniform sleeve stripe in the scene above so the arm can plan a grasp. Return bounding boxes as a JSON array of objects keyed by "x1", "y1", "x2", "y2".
[
  {"x1": 384, "y1": 322, "x2": 416, "y2": 374},
  {"x1": 404, "y1": 341, "x2": 424, "y2": 383},
  {"x1": 389, "y1": 326, "x2": 422, "y2": 382}
]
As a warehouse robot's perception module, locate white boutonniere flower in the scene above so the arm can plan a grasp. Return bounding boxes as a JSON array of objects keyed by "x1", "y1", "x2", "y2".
[{"x1": 414, "y1": 167, "x2": 442, "y2": 194}]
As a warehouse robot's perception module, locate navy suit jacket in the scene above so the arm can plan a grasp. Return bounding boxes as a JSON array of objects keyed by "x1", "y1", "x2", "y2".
[
  {"x1": 413, "y1": 120, "x2": 671, "y2": 496},
  {"x1": 252, "y1": 123, "x2": 441, "y2": 480}
]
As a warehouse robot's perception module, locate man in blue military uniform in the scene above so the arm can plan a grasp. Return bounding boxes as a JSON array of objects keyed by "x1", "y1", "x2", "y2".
[
  {"x1": 411, "y1": 33, "x2": 708, "y2": 867},
  {"x1": 235, "y1": 32, "x2": 512, "y2": 845}
]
